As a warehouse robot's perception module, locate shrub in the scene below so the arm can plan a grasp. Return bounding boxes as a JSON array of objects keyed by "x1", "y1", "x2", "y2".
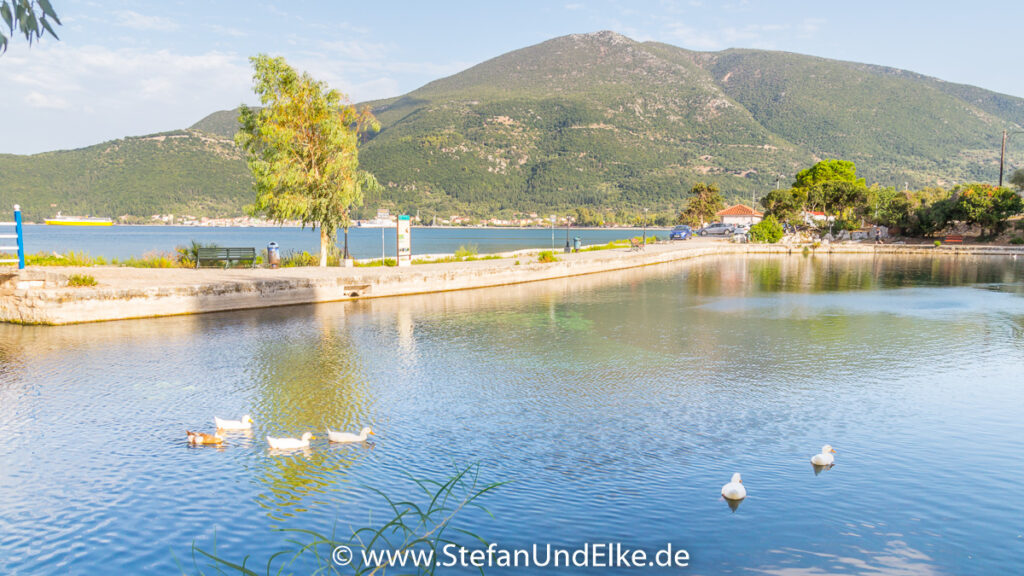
[
  {"x1": 934, "y1": 240, "x2": 942, "y2": 247},
  {"x1": 175, "y1": 241, "x2": 219, "y2": 267},
  {"x1": 748, "y1": 215, "x2": 784, "y2": 243},
  {"x1": 538, "y1": 250, "x2": 558, "y2": 263},
  {"x1": 1010, "y1": 236, "x2": 1024, "y2": 245},
  {"x1": 454, "y1": 244, "x2": 478, "y2": 260},
  {"x1": 67, "y1": 274, "x2": 97, "y2": 287}
]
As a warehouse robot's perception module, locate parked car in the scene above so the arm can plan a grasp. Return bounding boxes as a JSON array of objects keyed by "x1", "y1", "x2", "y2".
[
  {"x1": 697, "y1": 222, "x2": 736, "y2": 236},
  {"x1": 669, "y1": 225, "x2": 694, "y2": 240}
]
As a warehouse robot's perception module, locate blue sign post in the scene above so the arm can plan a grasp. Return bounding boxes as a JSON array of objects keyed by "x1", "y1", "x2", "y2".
[
  {"x1": 1, "y1": 205, "x2": 25, "y2": 270},
  {"x1": 15, "y1": 205, "x2": 24, "y2": 270}
]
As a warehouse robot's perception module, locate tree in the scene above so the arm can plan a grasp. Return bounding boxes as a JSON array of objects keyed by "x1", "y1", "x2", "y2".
[
  {"x1": 760, "y1": 187, "x2": 807, "y2": 227},
  {"x1": 678, "y1": 182, "x2": 724, "y2": 227},
  {"x1": 236, "y1": 55, "x2": 381, "y2": 266},
  {"x1": 793, "y1": 159, "x2": 863, "y2": 189},
  {"x1": 865, "y1": 185, "x2": 911, "y2": 228},
  {"x1": 1, "y1": 0, "x2": 60, "y2": 53},
  {"x1": 1011, "y1": 168, "x2": 1024, "y2": 192},
  {"x1": 794, "y1": 159, "x2": 867, "y2": 233},
  {"x1": 950, "y1": 183, "x2": 1023, "y2": 236}
]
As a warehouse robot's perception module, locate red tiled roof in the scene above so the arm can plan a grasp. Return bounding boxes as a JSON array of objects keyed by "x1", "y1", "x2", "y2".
[{"x1": 716, "y1": 204, "x2": 763, "y2": 217}]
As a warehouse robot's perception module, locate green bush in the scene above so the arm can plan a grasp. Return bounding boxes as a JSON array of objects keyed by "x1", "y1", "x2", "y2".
[
  {"x1": 1009, "y1": 236, "x2": 1024, "y2": 245},
  {"x1": 67, "y1": 274, "x2": 97, "y2": 287},
  {"x1": 748, "y1": 215, "x2": 784, "y2": 243},
  {"x1": 934, "y1": 240, "x2": 942, "y2": 247},
  {"x1": 538, "y1": 250, "x2": 558, "y2": 263}
]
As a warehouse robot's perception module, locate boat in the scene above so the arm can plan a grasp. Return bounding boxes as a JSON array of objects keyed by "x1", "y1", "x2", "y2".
[{"x1": 45, "y1": 213, "x2": 113, "y2": 226}]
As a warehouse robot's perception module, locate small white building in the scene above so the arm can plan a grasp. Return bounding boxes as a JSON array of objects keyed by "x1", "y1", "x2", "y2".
[{"x1": 716, "y1": 204, "x2": 763, "y2": 226}]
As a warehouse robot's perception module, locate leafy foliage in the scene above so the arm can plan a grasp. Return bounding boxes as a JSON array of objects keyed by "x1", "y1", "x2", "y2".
[
  {"x1": 1011, "y1": 168, "x2": 1024, "y2": 191},
  {"x1": 949, "y1": 183, "x2": 1023, "y2": 236},
  {"x1": 748, "y1": 214, "x2": 784, "y2": 243},
  {"x1": 237, "y1": 55, "x2": 381, "y2": 266},
  {"x1": 677, "y1": 182, "x2": 725, "y2": 226},
  {"x1": 0, "y1": 0, "x2": 60, "y2": 53}
]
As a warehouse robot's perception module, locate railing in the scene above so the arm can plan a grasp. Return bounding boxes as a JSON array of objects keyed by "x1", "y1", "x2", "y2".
[{"x1": 0, "y1": 205, "x2": 25, "y2": 269}]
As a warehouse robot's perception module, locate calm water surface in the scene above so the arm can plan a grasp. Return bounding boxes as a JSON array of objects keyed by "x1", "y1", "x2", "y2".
[
  {"x1": 18, "y1": 224, "x2": 651, "y2": 260},
  {"x1": 2, "y1": 254, "x2": 1023, "y2": 574}
]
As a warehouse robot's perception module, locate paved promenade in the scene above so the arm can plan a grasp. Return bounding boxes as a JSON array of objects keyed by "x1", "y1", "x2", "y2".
[{"x1": 2, "y1": 238, "x2": 1021, "y2": 325}]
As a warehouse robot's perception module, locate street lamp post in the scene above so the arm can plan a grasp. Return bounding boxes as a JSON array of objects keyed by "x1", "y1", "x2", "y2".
[
  {"x1": 550, "y1": 214, "x2": 556, "y2": 251},
  {"x1": 999, "y1": 129, "x2": 1024, "y2": 187},
  {"x1": 564, "y1": 215, "x2": 571, "y2": 253}
]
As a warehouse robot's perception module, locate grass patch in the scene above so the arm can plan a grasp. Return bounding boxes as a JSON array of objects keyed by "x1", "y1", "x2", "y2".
[
  {"x1": 355, "y1": 258, "x2": 397, "y2": 267},
  {"x1": 580, "y1": 239, "x2": 631, "y2": 252},
  {"x1": 67, "y1": 274, "x2": 97, "y2": 287}
]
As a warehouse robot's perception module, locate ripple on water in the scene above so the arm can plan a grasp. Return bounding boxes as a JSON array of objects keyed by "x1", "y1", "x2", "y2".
[{"x1": 1, "y1": 255, "x2": 1024, "y2": 574}]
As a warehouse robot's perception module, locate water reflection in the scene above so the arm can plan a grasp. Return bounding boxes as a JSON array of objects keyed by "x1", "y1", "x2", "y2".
[
  {"x1": 247, "y1": 307, "x2": 373, "y2": 521},
  {"x1": 812, "y1": 463, "x2": 834, "y2": 476}
]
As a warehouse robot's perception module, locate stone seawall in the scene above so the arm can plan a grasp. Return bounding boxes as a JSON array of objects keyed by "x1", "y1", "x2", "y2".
[{"x1": 2, "y1": 241, "x2": 1022, "y2": 325}]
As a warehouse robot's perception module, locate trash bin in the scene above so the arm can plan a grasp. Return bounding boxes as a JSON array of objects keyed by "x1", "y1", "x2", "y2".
[
  {"x1": 573, "y1": 237, "x2": 582, "y2": 252},
  {"x1": 267, "y1": 242, "x2": 280, "y2": 268}
]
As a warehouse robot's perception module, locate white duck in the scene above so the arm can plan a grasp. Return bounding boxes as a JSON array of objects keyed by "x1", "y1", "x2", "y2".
[
  {"x1": 215, "y1": 415, "x2": 253, "y2": 431},
  {"x1": 267, "y1": 432, "x2": 315, "y2": 450},
  {"x1": 327, "y1": 426, "x2": 375, "y2": 443},
  {"x1": 811, "y1": 444, "x2": 836, "y2": 466},
  {"x1": 721, "y1": 473, "x2": 746, "y2": 500}
]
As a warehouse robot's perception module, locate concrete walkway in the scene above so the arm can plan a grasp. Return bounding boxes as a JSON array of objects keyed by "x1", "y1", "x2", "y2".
[{"x1": 2, "y1": 238, "x2": 1022, "y2": 325}]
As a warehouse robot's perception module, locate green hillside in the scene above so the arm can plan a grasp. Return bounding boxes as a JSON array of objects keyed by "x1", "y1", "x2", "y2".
[
  {"x1": 2, "y1": 31, "x2": 1022, "y2": 222},
  {"x1": 0, "y1": 130, "x2": 250, "y2": 222}
]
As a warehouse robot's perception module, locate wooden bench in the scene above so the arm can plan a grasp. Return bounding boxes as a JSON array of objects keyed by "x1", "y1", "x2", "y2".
[
  {"x1": 943, "y1": 235, "x2": 964, "y2": 244},
  {"x1": 629, "y1": 238, "x2": 645, "y2": 251},
  {"x1": 195, "y1": 247, "x2": 257, "y2": 268}
]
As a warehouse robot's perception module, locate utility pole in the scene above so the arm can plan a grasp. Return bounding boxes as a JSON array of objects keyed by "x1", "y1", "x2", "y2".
[
  {"x1": 999, "y1": 129, "x2": 1024, "y2": 187},
  {"x1": 1001, "y1": 130, "x2": 1007, "y2": 187},
  {"x1": 642, "y1": 207, "x2": 648, "y2": 245}
]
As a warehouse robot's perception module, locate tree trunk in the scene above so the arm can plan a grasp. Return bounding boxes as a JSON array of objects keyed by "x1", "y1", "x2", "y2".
[
  {"x1": 343, "y1": 227, "x2": 350, "y2": 260},
  {"x1": 319, "y1": 228, "x2": 329, "y2": 267}
]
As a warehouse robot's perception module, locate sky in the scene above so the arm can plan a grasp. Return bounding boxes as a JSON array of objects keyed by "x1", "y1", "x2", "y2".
[{"x1": 3, "y1": 0, "x2": 1024, "y2": 155}]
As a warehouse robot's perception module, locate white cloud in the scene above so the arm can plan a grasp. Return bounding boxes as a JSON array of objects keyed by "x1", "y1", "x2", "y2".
[
  {"x1": 0, "y1": 43, "x2": 253, "y2": 152},
  {"x1": 24, "y1": 91, "x2": 70, "y2": 110},
  {"x1": 114, "y1": 10, "x2": 179, "y2": 31},
  {"x1": 565, "y1": 3, "x2": 585, "y2": 10}
]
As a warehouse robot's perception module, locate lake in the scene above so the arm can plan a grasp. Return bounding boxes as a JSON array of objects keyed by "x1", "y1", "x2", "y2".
[
  {"x1": 1, "y1": 253, "x2": 1022, "y2": 574},
  {"x1": 17, "y1": 224, "x2": 656, "y2": 260}
]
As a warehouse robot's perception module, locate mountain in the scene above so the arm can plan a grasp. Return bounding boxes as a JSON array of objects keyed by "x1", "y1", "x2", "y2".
[
  {"x1": 0, "y1": 129, "x2": 250, "y2": 222},
  {"x1": 2, "y1": 31, "x2": 1022, "y2": 222}
]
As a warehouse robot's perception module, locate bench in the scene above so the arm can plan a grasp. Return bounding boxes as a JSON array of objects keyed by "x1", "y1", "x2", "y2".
[
  {"x1": 629, "y1": 238, "x2": 645, "y2": 251},
  {"x1": 943, "y1": 235, "x2": 964, "y2": 244},
  {"x1": 195, "y1": 247, "x2": 257, "y2": 269}
]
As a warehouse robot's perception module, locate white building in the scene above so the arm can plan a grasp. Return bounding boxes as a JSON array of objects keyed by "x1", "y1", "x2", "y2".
[{"x1": 716, "y1": 204, "x2": 763, "y2": 226}]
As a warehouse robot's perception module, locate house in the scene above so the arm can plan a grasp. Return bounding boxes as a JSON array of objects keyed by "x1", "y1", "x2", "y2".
[
  {"x1": 803, "y1": 211, "x2": 835, "y2": 226},
  {"x1": 716, "y1": 204, "x2": 763, "y2": 226}
]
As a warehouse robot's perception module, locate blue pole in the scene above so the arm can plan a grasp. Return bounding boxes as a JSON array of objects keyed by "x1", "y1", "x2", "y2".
[{"x1": 14, "y1": 204, "x2": 24, "y2": 270}]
